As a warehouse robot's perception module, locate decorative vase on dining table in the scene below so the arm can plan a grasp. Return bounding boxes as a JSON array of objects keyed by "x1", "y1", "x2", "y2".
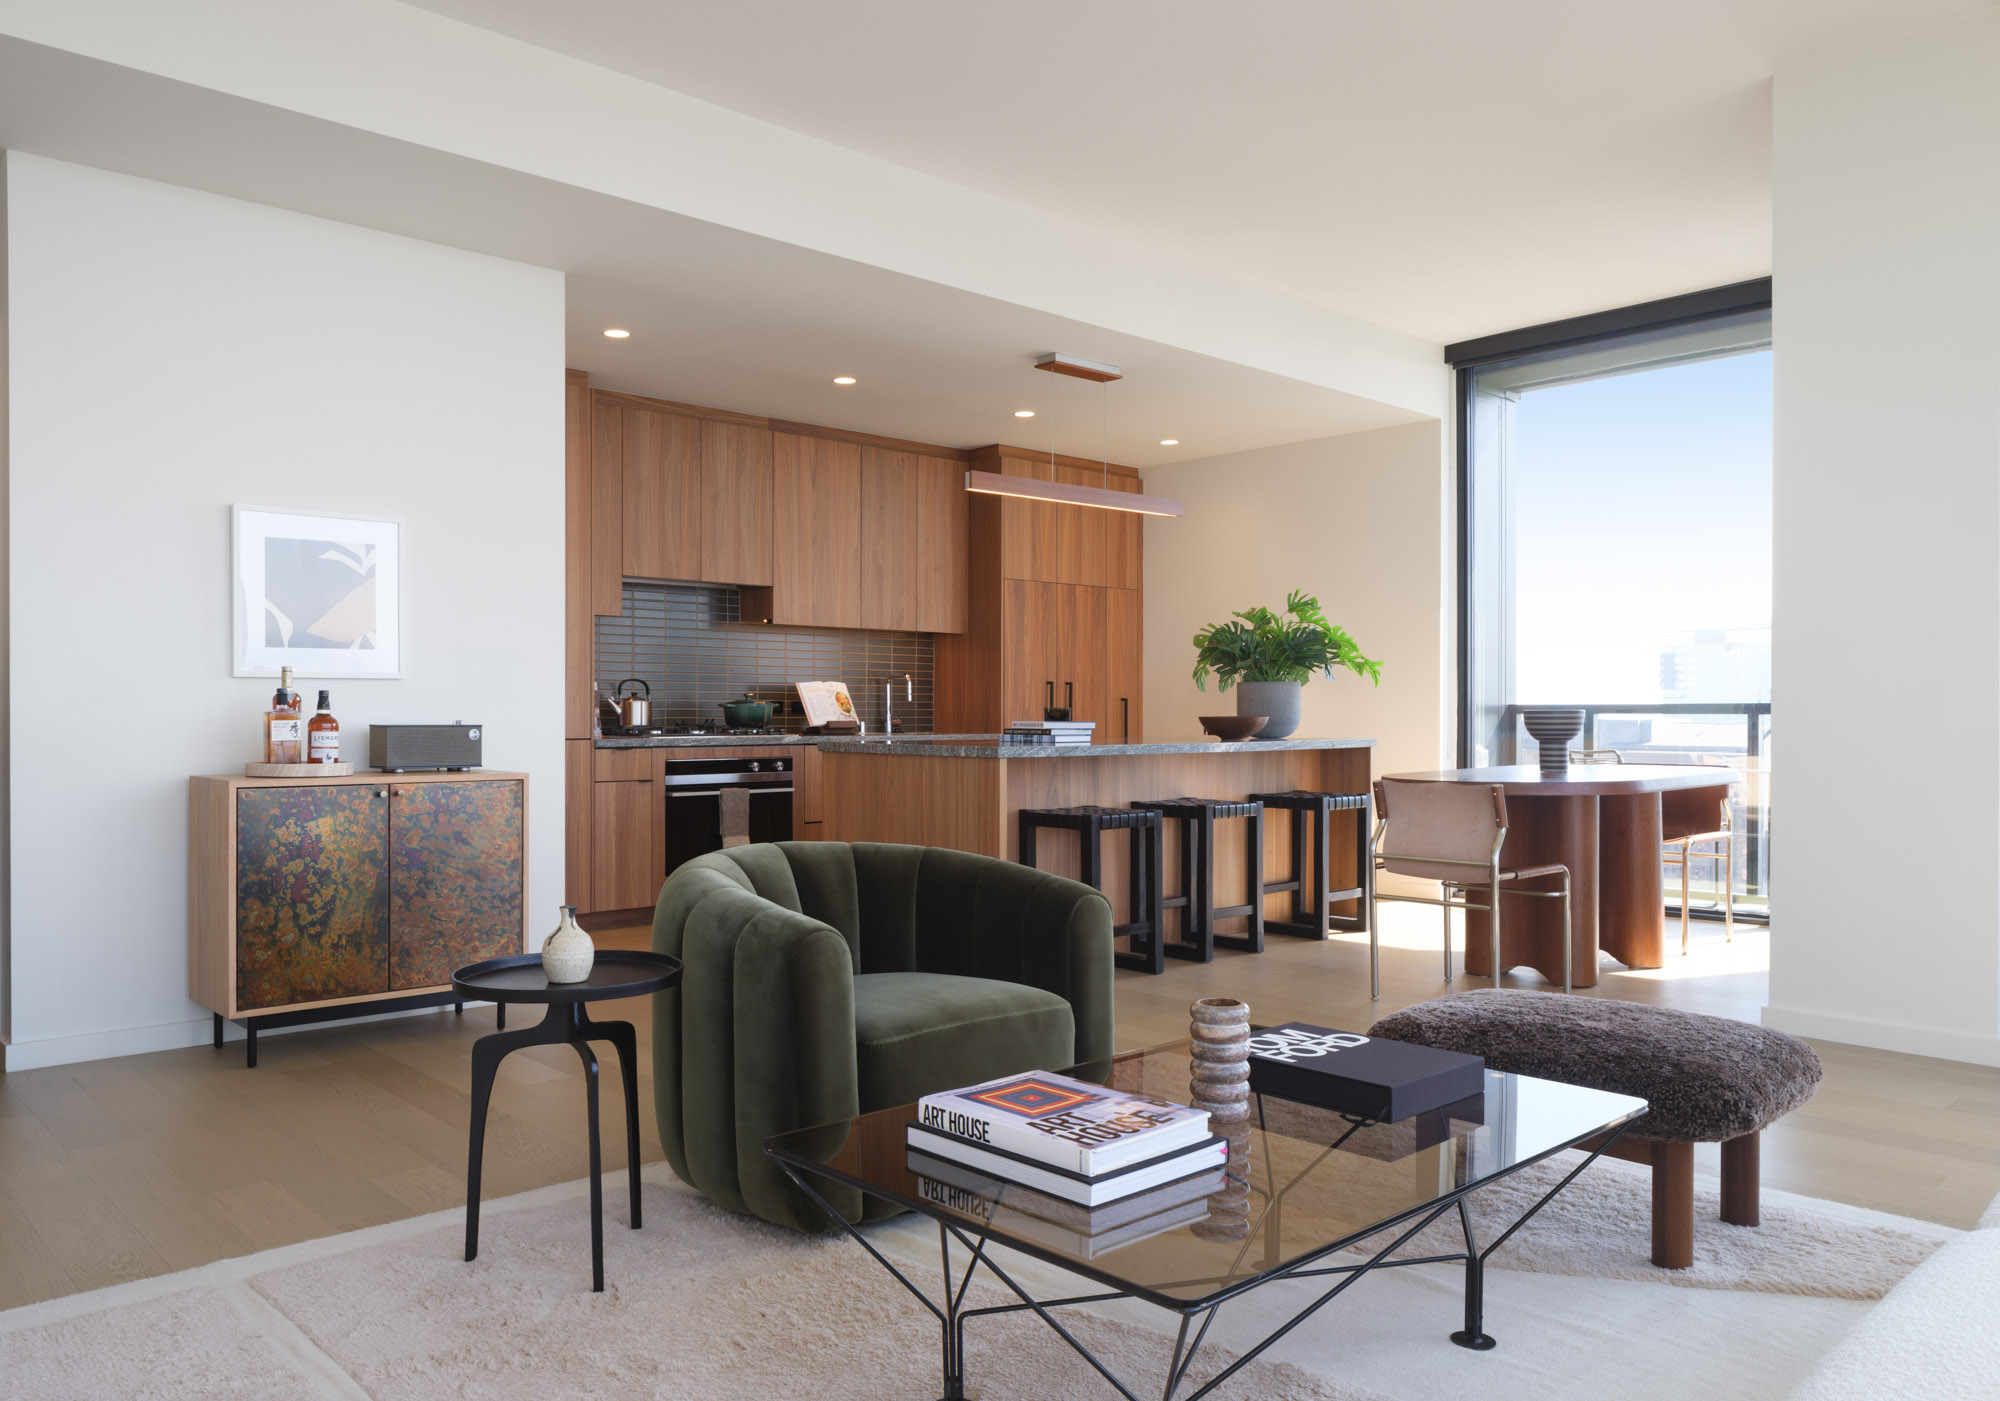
[
  {"x1": 1234, "y1": 681, "x2": 1301, "y2": 740},
  {"x1": 1521, "y1": 708, "x2": 1586, "y2": 775}
]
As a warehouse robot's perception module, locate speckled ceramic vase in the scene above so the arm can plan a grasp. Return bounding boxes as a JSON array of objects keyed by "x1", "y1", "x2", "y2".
[
  {"x1": 1189, "y1": 998, "x2": 1252, "y2": 1124},
  {"x1": 540, "y1": 905, "x2": 595, "y2": 984}
]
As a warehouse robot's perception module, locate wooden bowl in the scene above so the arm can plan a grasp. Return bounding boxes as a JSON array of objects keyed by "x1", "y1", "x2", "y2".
[{"x1": 1200, "y1": 715, "x2": 1268, "y2": 743}]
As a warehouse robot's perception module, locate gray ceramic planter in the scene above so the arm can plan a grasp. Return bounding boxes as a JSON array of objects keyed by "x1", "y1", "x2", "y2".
[{"x1": 1234, "y1": 680, "x2": 1302, "y2": 739}]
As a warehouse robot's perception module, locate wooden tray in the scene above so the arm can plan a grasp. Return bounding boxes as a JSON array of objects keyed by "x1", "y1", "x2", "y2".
[{"x1": 245, "y1": 761, "x2": 354, "y2": 777}]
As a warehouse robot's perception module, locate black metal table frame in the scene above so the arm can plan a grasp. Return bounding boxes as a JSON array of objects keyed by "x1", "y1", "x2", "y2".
[
  {"x1": 452, "y1": 952, "x2": 679, "y2": 1294},
  {"x1": 770, "y1": 1114, "x2": 1634, "y2": 1401}
]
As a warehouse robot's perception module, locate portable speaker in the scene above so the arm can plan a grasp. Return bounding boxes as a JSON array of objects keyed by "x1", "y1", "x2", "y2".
[{"x1": 368, "y1": 723, "x2": 484, "y2": 772}]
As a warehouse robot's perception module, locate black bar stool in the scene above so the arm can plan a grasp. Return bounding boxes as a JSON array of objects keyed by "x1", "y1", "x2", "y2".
[
  {"x1": 1247, "y1": 789, "x2": 1379, "y2": 998},
  {"x1": 1130, "y1": 798, "x2": 1265, "y2": 961},
  {"x1": 1018, "y1": 806, "x2": 1166, "y2": 974}
]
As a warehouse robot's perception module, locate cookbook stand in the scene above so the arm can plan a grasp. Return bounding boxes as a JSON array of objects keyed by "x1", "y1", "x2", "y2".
[{"x1": 803, "y1": 721, "x2": 861, "y2": 736}]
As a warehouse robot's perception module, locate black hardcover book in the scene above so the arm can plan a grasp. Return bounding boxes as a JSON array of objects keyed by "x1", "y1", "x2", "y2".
[{"x1": 1246, "y1": 1023, "x2": 1486, "y2": 1122}]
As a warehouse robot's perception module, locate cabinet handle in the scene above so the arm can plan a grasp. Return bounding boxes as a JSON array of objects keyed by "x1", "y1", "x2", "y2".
[
  {"x1": 374, "y1": 788, "x2": 387, "y2": 799},
  {"x1": 1046, "y1": 680, "x2": 1054, "y2": 712},
  {"x1": 1065, "y1": 681, "x2": 1074, "y2": 714},
  {"x1": 1122, "y1": 697, "x2": 1129, "y2": 742}
]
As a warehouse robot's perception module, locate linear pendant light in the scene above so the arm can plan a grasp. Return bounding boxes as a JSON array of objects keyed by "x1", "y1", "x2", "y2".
[{"x1": 963, "y1": 353, "x2": 1185, "y2": 517}]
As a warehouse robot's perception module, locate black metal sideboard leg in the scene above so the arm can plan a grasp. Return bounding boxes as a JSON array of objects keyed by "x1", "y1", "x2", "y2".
[
  {"x1": 1450, "y1": 1197, "x2": 1496, "y2": 1350},
  {"x1": 246, "y1": 1021, "x2": 258, "y2": 1069},
  {"x1": 213, "y1": 1013, "x2": 225, "y2": 1050}
]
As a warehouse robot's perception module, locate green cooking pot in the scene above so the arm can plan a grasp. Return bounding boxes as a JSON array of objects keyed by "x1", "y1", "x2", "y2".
[{"x1": 717, "y1": 697, "x2": 774, "y2": 727}]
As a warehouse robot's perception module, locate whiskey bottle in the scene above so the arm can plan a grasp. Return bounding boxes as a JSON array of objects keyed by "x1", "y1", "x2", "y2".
[
  {"x1": 266, "y1": 665, "x2": 304, "y2": 764},
  {"x1": 307, "y1": 690, "x2": 340, "y2": 765}
]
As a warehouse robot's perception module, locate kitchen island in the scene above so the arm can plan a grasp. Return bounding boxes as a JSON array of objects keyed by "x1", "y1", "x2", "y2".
[{"x1": 817, "y1": 737, "x2": 1374, "y2": 944}]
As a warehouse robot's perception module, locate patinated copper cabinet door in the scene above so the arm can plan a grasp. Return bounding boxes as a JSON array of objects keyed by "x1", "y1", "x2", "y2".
[
  {"x1": 235, "y1": 786, "x2": 390, "y2": 1010},
  {"x1": 387, "y1": 781, "x2": 525, "y2": 990}
]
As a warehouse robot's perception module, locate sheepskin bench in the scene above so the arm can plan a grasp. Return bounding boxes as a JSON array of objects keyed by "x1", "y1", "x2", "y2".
[{"x1": 1368, "y1": 989, "x2": 1823, "y2": 1269}]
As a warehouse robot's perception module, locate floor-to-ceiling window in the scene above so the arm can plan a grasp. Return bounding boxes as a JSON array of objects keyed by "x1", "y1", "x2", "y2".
[{"x1": 1455, "y1": 286, "x2": 1773, "y2": 919}]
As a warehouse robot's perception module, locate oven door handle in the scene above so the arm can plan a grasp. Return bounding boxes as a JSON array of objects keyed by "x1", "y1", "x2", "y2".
[{"x1": 667, "y1": 786, "x2": 794, "y2": 798}]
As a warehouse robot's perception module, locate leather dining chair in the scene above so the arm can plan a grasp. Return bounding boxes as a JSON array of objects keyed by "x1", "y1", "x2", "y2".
[{"x1": 1371, "y1": 778, "x2": 1573, "y2": 994}]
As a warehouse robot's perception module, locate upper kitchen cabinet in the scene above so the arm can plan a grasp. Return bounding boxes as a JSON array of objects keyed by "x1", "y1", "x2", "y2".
[
  {"x1": 915, "y1": 452, "x2": 969, "y2": 633},
  {"x1": 767, "y1": 432, "x2": 863, "y2": 627},
  {"x1": 860, "y1": 446, "x2": 921, "y2": 630},
  {"x1": 621, "y1": 406, "x2": 703, "y2": 582},
  {"x1": 701, "y1": 419, "x2": 774, "y2": 586},
  {"x1": 982, "y1": 447, "x2": 1143, "y2": 591}
]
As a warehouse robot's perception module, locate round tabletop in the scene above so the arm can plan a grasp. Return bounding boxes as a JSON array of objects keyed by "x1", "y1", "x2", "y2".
[
  {"x1": 451, "y1": 950, "x2": 682, "y2": 1004},
  {"x1": 1382, "y1": 764, "x2": 1739, "y2": 797}
]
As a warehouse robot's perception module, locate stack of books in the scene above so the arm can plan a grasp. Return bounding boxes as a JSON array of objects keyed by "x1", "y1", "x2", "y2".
[
  {"x1": 905, "y1": 1069, "x2": 1226, "y2": 1206},
  {"x1": 908, "y1": 1151, "x2": 1220, "y2": 1257},
  {"x1": 1000, "y1": 720, "x2": 1096, "y2": 746}
]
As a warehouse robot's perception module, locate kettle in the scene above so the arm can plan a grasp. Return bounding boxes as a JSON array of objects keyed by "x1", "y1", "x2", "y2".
[{"x1": 614, "y1": 678, "x2": 651, "y2": 729}]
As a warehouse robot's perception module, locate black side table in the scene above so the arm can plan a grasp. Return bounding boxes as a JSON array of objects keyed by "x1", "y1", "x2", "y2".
[{"x1": 451, "y1": 950, "x2": 681, "y2": 1292}]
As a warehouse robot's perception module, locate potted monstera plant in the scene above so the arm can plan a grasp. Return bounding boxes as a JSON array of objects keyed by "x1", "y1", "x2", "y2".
[{"x1": 1191, "y1": 591, "x2": 1380, "y2": 738}]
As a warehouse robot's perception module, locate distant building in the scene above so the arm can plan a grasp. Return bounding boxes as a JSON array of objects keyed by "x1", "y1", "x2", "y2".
[{"x1": 1659, "y1": 626, "x2": 1771, "y2": 705}]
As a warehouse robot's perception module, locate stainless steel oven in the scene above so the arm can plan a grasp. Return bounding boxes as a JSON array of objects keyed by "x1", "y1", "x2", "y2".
[{"x1": 662, "y1": 754, "x2": 794, "y2": 873}]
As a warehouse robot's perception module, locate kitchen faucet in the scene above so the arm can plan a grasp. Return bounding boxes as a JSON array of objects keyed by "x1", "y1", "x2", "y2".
[{"x1": 885, "y1": 673, "x2": 912, "y2": 734}]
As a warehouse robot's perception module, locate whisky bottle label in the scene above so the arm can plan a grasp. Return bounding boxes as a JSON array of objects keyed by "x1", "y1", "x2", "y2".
[
  {"x1": 309, "y1": 733, "x2": 340, "y2": 759},
  {"x1": 271, "y1": 719, "x2": 302, "y2": 743}
]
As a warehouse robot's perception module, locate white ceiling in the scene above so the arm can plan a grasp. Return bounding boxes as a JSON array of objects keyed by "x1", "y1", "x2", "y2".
[
  {"x1": 0, "y1": 32, "x2": 1416, "y2": 466},
  {"x1": 405, "y1": 0, "x2": 1996, "y2": 343}
]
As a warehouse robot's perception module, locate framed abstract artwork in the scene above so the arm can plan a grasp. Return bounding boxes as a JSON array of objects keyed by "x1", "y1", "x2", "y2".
[{"x1": 233, "y1": 506, "x2": 402, "y2": 678}]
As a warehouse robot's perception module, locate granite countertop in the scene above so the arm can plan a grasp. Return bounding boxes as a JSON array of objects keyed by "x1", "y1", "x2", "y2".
[
  {"x1": 813, "y1": 736, "x2": 1377, "y2": 758},
  {"x1": 594, "y1": 732, "x2": 997, "y2": 750}
]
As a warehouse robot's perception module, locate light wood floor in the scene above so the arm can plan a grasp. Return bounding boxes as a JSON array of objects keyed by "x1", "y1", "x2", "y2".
[{"x1": 2, "y1": 908, "x2": 1996, "y2": 1311}]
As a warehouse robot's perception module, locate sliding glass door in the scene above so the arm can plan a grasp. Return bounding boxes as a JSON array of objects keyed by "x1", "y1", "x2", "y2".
[{"x1": 1459, "y1": 304, "x2": 1773, "y2": 917}]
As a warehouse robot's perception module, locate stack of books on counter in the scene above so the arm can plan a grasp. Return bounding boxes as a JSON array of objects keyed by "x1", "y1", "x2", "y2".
[
  {"x1": 906, "y1": 1070, "x2": 1226, "y2": 1207},
  {"x1": 1000, "y1": 720, "x2": 1096, "y2": 746}
]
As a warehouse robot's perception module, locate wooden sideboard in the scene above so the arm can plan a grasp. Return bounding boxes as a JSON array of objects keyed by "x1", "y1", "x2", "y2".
[{"x1": 189, "y1": 772, "x2": 528, "y2": 1057}]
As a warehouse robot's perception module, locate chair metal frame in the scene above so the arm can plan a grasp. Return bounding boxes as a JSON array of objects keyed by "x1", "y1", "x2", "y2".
[
  {"x1": 1570, "y1": 749, "x2": 1735, "y2": 953},
  {"x1": 1369, "y1": 782, "x2": 1573, "y2": 995}
]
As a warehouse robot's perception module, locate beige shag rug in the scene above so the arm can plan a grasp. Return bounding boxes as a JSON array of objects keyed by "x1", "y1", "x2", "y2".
[{"x1": 0, "y1": 1160, "x2": 1957, "y2": 1401}]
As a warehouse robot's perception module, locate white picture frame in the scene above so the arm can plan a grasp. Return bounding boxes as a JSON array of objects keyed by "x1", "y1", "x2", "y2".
[{"x1": 232, "y1": 505, "x2": 402, "y2": 678}]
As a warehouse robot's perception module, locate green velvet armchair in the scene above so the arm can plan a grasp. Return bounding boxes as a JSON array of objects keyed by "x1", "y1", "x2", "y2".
[{"x1": 651, "y1": 841, "x2": 1116, "y2": 1232}]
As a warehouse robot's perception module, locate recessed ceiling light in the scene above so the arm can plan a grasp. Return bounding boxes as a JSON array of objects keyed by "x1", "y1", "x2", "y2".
[
  {"x1": 1160, "y1": 439, "x2": 1180, "y2": 446},
  {"x1": 833, "y1": 376, "x2": 857, "y2": 385},
  {"x1": 602, "y1": 328, "x2": 630, "y2": 339},
  {"x1": 1014, "y1": 409, "x2": 1036, "y2": 418}
]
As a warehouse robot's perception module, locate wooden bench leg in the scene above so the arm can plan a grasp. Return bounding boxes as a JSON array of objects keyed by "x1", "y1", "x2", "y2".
[
  {"x1": 1721, "y1": 1131, "x2": 1760, "y2": 1227},
  {"x1": 1652, "y1": 1140, "x2": 1693, "y2": 1269}
]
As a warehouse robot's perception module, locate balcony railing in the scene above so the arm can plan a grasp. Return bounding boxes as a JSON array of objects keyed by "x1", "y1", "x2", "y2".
[{"x1": 1497, "y1": 702, "x2": 1771, "y2": 919}]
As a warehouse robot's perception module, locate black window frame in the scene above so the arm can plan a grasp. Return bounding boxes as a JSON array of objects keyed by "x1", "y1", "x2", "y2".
[{"x1": 1446, "y1": 278, "x2": 1773, "y2": 766}]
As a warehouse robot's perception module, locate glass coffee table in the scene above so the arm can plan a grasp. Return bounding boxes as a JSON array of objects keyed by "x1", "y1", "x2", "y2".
[{"x1": 766, "y1": 1039, "x2": 1645, "y2": 1401}]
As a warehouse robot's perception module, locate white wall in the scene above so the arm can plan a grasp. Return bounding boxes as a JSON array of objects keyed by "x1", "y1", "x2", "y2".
[
  {"x1": 3, "y1": 153, "x2": 566, "y2": 1069},
  {"x1": 1765, "y1": 12, "x2": 2000, "y2": 1063},
  {"x1": 1141, "y1": 420, "x2": 1450, "y2": 779}
]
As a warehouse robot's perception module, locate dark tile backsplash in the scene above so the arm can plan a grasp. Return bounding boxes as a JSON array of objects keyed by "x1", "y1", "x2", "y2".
[{"x1": 594, "y1": 582, "x2": 935, "y2": 733}]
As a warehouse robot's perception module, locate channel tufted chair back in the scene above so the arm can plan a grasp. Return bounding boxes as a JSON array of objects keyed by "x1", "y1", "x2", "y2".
[{"x1": 653, "y1": 841, "x2": 1116, "y2": 1232}]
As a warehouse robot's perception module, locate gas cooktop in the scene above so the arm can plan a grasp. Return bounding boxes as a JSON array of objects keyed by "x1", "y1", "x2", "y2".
[{"x1": 662, "y1": 724, "x2": 789, "y2": 737}]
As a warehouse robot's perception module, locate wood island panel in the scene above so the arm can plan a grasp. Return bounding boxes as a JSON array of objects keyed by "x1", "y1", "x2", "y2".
[{"x1": 819, "y1": 746, "x2": 1372, "y2": 936}]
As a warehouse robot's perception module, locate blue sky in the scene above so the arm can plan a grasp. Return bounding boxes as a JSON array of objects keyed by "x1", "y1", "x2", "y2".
[{"x1": 1510, "y1": 350, "x2": 1772, "y2": 702}]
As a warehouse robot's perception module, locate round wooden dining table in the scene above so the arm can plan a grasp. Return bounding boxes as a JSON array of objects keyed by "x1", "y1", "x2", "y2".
[{"x1": 1380, "y1": 764, "x2": 1738, "y2": 988}]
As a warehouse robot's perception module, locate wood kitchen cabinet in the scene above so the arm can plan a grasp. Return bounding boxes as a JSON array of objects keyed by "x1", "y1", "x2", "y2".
[
  {"x1": 936, "y1": 446, "x2": 1147, "y2": 738},
  {"x1": 765, "y1": 432, "x2": 863, "y2": 627},
  {"x1": 621, "y1": 406, "x2": 704, "y2": 583},
  {"x1": 592, "y1": 779, "x2": 658, "y2": 913},
  {"x1": 860, "y1": 446, "x2": 922, "y2": 630},
  {"x1": 701, "y1": 420, "x2": 774, "y2": 586},
  {"x1": 189, "y1": 773, "x2": 527, "y2": 1026},
  {"x1": 916, "y1": 453, "x2": 969, "y2": 632}
]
